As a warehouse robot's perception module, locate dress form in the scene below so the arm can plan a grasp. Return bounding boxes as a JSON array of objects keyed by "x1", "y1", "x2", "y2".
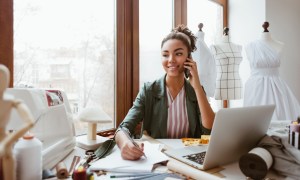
[
  {"x1": 0, "y1": 64, "x2": 34, "y2": 180},
  {"x1": 197, "y1": 23, "x2": 204, "y2": 40},
  {"x1": 260, "y1": 22, "x2": 284, "y2": 53},
  {"x1": 210, "y1": 27, "x2": 243, "y2": 107},
  {"x1": 192, "y1": 23, "x2": 217, "y2": 97},
  {"x1": 243, "y1": 22, "x2": 300, "y2": 120}
]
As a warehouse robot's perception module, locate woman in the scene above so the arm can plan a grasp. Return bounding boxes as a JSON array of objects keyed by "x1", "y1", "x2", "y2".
[{"x1": 115, "y1": 25, "x2": 215, "y2": 160}]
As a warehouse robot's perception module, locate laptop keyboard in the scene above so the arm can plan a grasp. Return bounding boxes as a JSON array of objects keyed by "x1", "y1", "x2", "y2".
[{"x1": 182, "y1": 151, "x2": 206, "y2": 165}]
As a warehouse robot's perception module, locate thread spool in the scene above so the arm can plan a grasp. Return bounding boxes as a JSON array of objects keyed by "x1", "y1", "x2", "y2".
[
  {"x1": 56, "y1": 162, "x2": 69, "y2": 179},
  {"x1": 14, "y1": 133, "x2": 42, "y2": 180},
  {"x1": 239, "y1": 147, "x2": 273, "y2": 180},
  {"x1": 73, "y1": 166, "x2": 86, "y2": 180}
]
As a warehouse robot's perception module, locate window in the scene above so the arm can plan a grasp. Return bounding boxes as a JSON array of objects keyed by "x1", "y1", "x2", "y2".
[
  {"x1": 13, "y1": 0, "x2": 116, "y2": 135},
  {"x1": 1, "y1": 0, "x2": 227, "y2": 133},
  {"x1": 187, "y1": 0, "x2": 223, "y2": 47},
  {"x1": 139, "y1": 0, "x2": 173, "y2": 86}
]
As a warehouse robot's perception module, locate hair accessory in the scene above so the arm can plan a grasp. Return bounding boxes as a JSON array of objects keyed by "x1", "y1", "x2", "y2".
[{"x1": 177, "y1": 32, "x2": 191, "y2": 45}]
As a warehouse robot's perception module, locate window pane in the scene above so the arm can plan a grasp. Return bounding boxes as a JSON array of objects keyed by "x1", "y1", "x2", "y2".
[
  {"x1": 14, "y1": 0, "x2": 116, "y2": 135},
  {"x1": 187, "y1": 0, "x2": 223, "y2": 47},
  {"x1": 139, "y1": 0, "x2": 173, "y2": 86}
]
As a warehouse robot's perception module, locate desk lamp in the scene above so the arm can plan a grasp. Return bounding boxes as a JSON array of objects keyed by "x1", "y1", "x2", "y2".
[{"x1": 76, "y1": 107, "x2": 112, "y2": 150}]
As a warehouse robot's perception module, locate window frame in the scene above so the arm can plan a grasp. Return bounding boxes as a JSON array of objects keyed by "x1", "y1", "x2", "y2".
[{"x1": 0, "y1": 0, "x2": 227, "y2": 129}]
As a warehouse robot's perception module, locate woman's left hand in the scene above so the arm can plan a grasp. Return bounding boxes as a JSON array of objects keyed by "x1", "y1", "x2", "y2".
[{"x1": 184, "y1": 58, "x2": 202, "y2": 90}]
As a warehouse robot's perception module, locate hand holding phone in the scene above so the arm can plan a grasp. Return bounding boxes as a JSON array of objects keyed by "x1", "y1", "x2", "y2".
[
  {"x1": 184, "y1": 66, "x2": 190, "y2": 78},
  {"x1": 184, "y1": 54, "x2": 191, "y2": 78}
]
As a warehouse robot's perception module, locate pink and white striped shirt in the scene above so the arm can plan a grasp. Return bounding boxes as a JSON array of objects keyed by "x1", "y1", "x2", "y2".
[{"x1": 166, "y1": 86, "x2": 189, "y2": 138}]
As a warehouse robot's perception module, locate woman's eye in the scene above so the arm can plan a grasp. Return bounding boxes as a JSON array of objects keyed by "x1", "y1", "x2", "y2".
[
  {"x1": 176, "y1": 53, "x2": 183, "y2": 56},
  {"x1": 162, "y1": 54, "x2": 168, "y2": 58}
]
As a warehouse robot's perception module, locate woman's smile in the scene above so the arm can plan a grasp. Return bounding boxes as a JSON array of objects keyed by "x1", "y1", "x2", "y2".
[{"x1": 168, "y1": 64, "x2": 180, "y2": 70}]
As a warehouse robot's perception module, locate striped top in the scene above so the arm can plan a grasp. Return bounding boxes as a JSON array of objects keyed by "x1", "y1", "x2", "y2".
[{"x1": 166, "y1": 86, "x2": 189, "y2": 138}]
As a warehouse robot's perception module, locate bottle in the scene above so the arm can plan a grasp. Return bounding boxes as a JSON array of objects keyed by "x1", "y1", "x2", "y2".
[{"x1": 14, "y1": 133, "x2": 43, "y2": 180}]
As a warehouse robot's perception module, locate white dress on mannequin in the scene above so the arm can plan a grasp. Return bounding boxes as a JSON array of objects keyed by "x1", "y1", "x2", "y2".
[
  {"x1": 210, "y1": 35, "x2": 243, "y2": 100},
  {"x1": 192, "y1": 31, "x2": 217, "y2": 97},
  {"x1": 244, "y1": 32, "x2": 300, "y2": 120}
]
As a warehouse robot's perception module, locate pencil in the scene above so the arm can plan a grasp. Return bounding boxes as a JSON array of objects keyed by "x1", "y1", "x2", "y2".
[
  {"x1": 110, "y1": 173, "x2": 160, "y2": 178},
  {"x1": 120, "y1": 127, "x2": 147, "y2": 159}
]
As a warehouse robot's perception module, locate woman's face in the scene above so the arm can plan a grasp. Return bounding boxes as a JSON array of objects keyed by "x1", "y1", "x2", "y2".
[{"x1": 161, "y1": 39, "x2": 189, "y2": 78}]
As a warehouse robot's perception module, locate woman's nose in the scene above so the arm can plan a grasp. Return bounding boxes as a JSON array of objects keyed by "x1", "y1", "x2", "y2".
[{"x1": 168, "y1": 55, "x2": 175, "y2": 63}]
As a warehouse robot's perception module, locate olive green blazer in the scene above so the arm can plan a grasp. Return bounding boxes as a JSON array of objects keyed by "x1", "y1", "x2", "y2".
[{"x1": 119, "y1": 74, "x2": 211, "y2": 138}]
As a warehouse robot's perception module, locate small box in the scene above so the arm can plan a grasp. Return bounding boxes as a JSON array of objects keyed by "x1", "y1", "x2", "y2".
[{"x1": 288, "y1": 118, "x2": 300, "y2": 149}]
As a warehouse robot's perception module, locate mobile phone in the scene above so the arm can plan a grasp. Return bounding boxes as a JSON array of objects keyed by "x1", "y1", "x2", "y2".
[{"x1": 184, "y1": 53, "x2": 191, "y2": 78}]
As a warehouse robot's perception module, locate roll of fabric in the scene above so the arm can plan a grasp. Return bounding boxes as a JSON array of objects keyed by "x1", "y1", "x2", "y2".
[
  {"x1": 167, "y1": 159, "x2": 222, "y2": 180},
  {"x1": 56, "y1": 162, "x2": 69, "y2": 179},
  {"x1": 239, "y1": 147, "x2": 273, "y2": 179}
]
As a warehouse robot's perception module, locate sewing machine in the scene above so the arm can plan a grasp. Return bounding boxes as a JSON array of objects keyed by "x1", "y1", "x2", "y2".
[{"x1": 6, "y1": 88, "x2": 76, "y2": 169}]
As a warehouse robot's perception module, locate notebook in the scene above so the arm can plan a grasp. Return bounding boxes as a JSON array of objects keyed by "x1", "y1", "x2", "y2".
[
  {"x1": 89, "y1": 141, "x2": 169, "y2": 173},
  {"x1": 164, "y1": 105, "x2": 275, "y2": 170}
]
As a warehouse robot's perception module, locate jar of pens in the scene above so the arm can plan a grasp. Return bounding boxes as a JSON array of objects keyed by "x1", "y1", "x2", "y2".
[{"x1": 288, "y1": 117, "x2": 300, "y2": 149}]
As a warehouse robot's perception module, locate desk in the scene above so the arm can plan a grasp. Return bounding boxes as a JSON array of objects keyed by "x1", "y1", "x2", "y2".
[
  {"x1": 53, "y1": 120, "x2": 291, "y2": 179},
  {"x1": 54, "y1": 139, "x2": 286, "y2": 180},
  {"x1": 153, "y1": 139, "x2": 286, "y2": 180}
]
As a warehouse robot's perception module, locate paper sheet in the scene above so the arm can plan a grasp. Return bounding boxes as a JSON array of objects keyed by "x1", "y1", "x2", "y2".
[{"x1": 89, "y1": 141, "x2": 169, "y2": 172}]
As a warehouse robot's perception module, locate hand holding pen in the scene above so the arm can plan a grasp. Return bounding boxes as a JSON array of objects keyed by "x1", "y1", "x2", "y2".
[{"x1": 119, "y1": 127, "x2": 147, "y2": 160}]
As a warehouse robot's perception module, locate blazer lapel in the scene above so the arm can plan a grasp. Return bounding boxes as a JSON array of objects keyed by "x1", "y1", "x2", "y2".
[{"x1": 152, "y1": 75, "x2": 168, "y2": 138}]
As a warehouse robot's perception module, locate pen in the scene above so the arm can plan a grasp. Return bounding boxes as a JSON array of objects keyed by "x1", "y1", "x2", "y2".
[{"x1": 120, "y1": 127, "x2": 147, "y2": 159}]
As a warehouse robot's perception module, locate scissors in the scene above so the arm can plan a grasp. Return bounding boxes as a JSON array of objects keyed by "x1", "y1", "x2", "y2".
[{"x1": 75, "y1": 150, "x2": 97, "y2": 169}]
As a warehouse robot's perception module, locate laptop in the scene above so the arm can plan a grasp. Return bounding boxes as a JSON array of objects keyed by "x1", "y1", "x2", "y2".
[{"x1": 164, "y1": 105, "x2": 275, "y2": 170}]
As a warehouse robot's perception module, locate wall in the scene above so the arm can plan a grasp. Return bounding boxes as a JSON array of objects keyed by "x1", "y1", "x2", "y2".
[
  {"x1": 266, "y1": 0, "x2": 300, "y2": 102},
  {"x1": 227, "y1": 0, "x2": 265, "y2": 107},
  {"x1": 228, "y1": 0, "x2": 300, "y2": 107}
]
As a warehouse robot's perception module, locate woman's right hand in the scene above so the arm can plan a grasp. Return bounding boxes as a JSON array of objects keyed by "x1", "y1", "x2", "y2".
[
  {"x1": 115, "y1": 130, "x2": 145, "y2": 160},
  {"x1": 119, "y1": 140, "x2": 145, "y2": 160}
]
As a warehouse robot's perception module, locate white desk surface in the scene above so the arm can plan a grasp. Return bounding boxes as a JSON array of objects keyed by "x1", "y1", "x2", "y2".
[
  {"x1": 156, "y1": 139, "x2": 287, "y2": 180},
  {"x1": 56, "y1": 138, "x2": 288, "y2": 180},
  {"x1": 56, "y1": 120, "x2": 291, "y2": 180}
]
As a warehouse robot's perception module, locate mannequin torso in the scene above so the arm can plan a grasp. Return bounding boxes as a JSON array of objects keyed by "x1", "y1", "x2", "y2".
[
  {"x1": 259, "y1": 32, "x2": 284, "y2": 54},
  {"x1": 197, "y1": 31, "x2": 205, "y2": 41},
  {"x1": 210, "y1": 35, "x2": 243, "y2": 100},
  {"x1": 192, "y1": 30, "x2": 217, "y2": 97},
  {"x1": 243, "y1": 22, "x2": 300, "y2": 120}
]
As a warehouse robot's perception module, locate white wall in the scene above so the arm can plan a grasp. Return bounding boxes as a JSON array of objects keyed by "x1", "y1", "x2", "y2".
[
  {"x1": 227, "y1": 0, "x2": 265, "y2": 107},
  {"x1": 266, "y1": 0, "x2": 300, "y2": 102},
  {"x1": 228, "y1": 0, "x2": 300, "y2": 107}
]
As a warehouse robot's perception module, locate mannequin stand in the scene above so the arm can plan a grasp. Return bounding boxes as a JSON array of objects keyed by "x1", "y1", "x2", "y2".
[{"x1": 223, "y1": 100, "x2": 228, "y2": 108}]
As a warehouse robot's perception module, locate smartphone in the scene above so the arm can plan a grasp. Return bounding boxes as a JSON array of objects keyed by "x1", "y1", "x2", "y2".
[{"x1": 184, "y1": 53, "x2": 191, "y2": 78}]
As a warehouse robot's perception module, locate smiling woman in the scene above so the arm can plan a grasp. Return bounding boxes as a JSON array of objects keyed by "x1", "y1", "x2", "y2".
[{"x1": 114, "y1": 25, "x2": 215, "y2": 160}]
